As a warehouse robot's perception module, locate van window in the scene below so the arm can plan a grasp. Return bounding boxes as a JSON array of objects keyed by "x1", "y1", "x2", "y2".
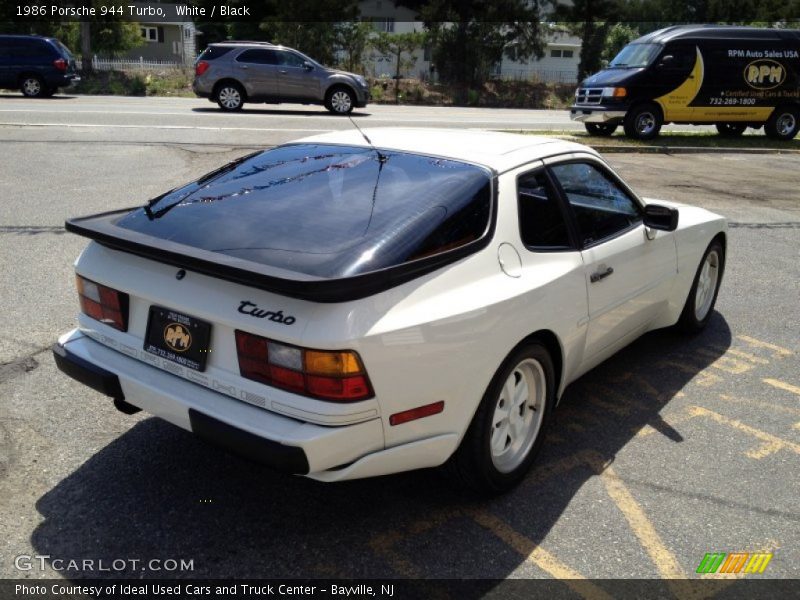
[
  {"x1": 609, "y1": 43, "x2": 661, "y2": 68},
  {"x1": 115, "y1": 144, "x2": 492, "y2": 279}
]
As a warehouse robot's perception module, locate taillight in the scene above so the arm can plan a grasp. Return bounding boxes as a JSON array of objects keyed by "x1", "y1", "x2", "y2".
[
  {"x1": 76, "y1": 275, "x2": 129, "y2": 332},
  {"x1": 54, "y1": 58, "x2": 67, "y2": 72},
  {"x1": 235, "y1": 330, "x2": 373, "y2": 402},
  {"x1": 195, "y1": 60, "x2": 210, "y2": 76}
]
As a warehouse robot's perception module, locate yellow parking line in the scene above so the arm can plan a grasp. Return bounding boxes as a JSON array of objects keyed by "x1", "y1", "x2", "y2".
[
  {"x1": 718, "y1": 394, "x2": 800, "y2": 416},
  {"x1": 470, "y1": 510, "x2": 614, "y2": 600},
  {"x1": 688, "y1": 406, "x2": 800, "y2": 458},
  {"x1": 723, "y1": 348, "x2": 769, "y2": 364},
  {"x1": 695, "y1": 349, "x2": 754, "y2": 374},
  {"x1": 589, "y1": 461, "x2": 685, "y2": 578},
  {"x1": 763, "y1": 378, "x2": 800, "y2": 397},
  {"x1": 737, "y1": 335, "x2": 793, "y2": 357}
]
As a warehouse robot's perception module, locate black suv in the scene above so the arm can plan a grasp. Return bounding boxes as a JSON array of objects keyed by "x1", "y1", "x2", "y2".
[{"x1": 0, "y1": 35, "x2": 80, "y2": 97}]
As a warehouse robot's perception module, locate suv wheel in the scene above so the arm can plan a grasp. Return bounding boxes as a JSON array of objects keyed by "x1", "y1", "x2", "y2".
[
  {"x1": 715, "y1": 123, "x2": 746, "y2": 137},
  {"x1": 325, "y1": 86, "x2": 354, "y2": 115},
  {"x1": 585, "y1": 123, "x2": 618, "y2": 137},
  {"x1": 216, "y1": 83, "x2": 244, "y2": 112},
  {"x1": 21, "y1": 75, "x2": 45, "y2": 98}
]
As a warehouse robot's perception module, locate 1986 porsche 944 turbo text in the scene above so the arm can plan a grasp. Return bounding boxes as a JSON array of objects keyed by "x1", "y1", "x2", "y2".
[{"x1": 54, "y1": 129, "x2": 726, "y2": 493}]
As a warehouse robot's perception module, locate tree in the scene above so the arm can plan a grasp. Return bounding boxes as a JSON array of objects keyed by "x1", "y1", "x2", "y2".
[
  {"x1": 601, "y1": 23, "x2": 640, "y2": 66},
  {"x1": 422, "y1": 0, "x2": 545, "y2": 90},
  {"x1": 371, "y1": 31, "x2": 427, "y2": 102},
  {"x1": 335, "y1": 21, "x2": 373, "y2": 73}
]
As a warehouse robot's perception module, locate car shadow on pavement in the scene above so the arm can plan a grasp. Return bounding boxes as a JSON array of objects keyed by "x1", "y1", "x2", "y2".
[
  {"x1": 31, "y1": 313, "x2": 731, "y2": 580},
  {"x1": 0, "y1": 94, "x2": 77, "y2": 100},
  {"x1": 190, "y1": 107, "x2": 371, "y2": 117}
]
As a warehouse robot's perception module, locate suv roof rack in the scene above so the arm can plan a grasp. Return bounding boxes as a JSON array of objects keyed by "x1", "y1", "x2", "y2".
[{"x1": 218, "y1": 40, "x2": 274, "y2": 46}]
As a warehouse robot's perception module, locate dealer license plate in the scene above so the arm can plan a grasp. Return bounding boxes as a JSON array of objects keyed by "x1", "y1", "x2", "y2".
[{"x1": 144, "y1": 306, "x2": 212, "y2": 372}]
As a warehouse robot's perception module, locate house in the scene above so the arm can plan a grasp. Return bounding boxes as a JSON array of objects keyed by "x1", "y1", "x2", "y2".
[
  {"x1": 119, "y1": 2, "x2": 197, "y2": 66},
  {"x1": 357, "y1": 0, "x2": 582, "y2": 84}
]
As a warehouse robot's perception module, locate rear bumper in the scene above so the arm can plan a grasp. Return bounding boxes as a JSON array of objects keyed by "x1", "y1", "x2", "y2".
[
  {"x1": 569, "y1": 106, "x2": 627, "y2": 124},
  {"x1": 53, "y1": 330, "x2": 384, "y2": 476}
]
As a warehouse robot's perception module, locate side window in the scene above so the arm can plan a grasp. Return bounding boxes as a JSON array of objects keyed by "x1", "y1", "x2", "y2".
[
  {"x1": 517, "y1": 170, "x2": 571, "y2": 249},
  {"x1": 549, "y1": 162, "x2": 641, "y2": 246},
  {"x1": 660, "y1": 44, "x2": 696, "y2": 72},
  {"x1": 278, "y1": 51, "x2": 305, "y2": 68},
  {"x1": 236, "y1": 49, "x2": 279, "y2": 65}
]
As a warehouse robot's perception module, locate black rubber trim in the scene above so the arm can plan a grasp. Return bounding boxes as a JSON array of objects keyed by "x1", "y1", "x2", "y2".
[
  {"x1": 188, "y1": 409, "x2": 310, "y2": 475},
  {"x1": 52, "y1": 342, "x2": 124, "y2": 399}
]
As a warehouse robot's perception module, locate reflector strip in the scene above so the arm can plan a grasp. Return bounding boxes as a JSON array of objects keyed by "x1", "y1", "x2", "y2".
[{"x1": 389, "y1": 401, "x2": 445, "y2": 426}]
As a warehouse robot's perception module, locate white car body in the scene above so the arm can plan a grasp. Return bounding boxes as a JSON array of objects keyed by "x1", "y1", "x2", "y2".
[{"x1": 54, "y1": 129, "x2": 727, "y2": 485}]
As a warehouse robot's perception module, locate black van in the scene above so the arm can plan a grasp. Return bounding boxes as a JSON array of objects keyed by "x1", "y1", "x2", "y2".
[
  {"x1": 570, "y1": 25, "x2": 800, "y2": 140},
  {"x1": 0, "y1": 35, "x2": 80, "y2": 97}
]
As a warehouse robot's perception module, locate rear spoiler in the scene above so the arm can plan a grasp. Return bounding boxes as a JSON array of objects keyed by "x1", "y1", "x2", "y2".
[{"x1": 65, "y1": 209, "x2": 492, "y2": 304}]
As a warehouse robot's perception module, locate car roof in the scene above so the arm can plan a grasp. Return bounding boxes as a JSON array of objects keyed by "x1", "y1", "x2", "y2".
[
  {"x1": 634, "y1": 25, "x2": 800, "y2": 44},
  {"x1": 295, "y1": 128, "x2": 597, "y2": 172}
]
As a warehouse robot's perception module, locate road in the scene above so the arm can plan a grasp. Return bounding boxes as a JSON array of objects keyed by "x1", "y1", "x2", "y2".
[
  {"x1": 0, "y1": 93, "x2": 718, "y2": 146},
  {"x1": 0, "y1": 95, "x2": 798, "y2": 592}
]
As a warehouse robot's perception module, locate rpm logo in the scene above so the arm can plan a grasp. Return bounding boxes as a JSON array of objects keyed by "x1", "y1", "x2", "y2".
[
  {"x1": 164, "y1": 323, "x2": 192, "y2": 352},
  {"x1": 744, "y1": 59, "x2": 786, "y2": 89}
]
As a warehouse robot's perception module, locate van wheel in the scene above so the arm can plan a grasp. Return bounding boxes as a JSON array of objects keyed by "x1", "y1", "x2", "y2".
[
  {"x1": 764, "y1": 106, "x2": 799, "y2": 140},
  {"x1": 585, "y1": 123, "x2": 618, "y2": 137},
  {"x1": 715, "y1": 123, "x2": 746, "y2": 137},
  {"x1": 624, "y1": 103, "x2": 662, "y2": 140},
  {"x1": 20, "y1": 75, "x2": 45, "y2": 98},
  {"x1": 444, "y1": 343, "x2": 554, "y2": 495},
  {"x1": 215, "y1": 82, "x2": 245, "y2": 111}
]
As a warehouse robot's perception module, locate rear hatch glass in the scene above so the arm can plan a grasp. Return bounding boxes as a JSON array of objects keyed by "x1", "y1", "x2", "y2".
[
  {"x1": 115, "y1": 144, "x2": 492, "y2": 279},
  {"x1": 198, "y1": 45, "x2": 234, "y2": 61}
]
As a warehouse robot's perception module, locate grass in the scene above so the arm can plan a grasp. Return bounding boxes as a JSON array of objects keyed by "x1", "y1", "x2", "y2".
[
  {"x1": 73, "y1": 69, "x2": 195, "y2": 97},
  {"x1": 504, "y1": 129, "x2": 800, "y2": 151}
]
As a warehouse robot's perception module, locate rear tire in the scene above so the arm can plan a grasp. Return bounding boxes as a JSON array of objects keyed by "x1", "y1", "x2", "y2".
[
  {"x1": 677, "y1": 239, "x2": 725, "y2": 333},
  {"x1": 585, "y1": 123, "x2": 618, "y2": 137},
  {"x1": 623, "y1": 103, "x2": 663, "y2": 140},
  {"x1": 20, "y1": 75, "x2": 45, "y2": 98},
  {"x1": 445, "y1": 342, "x2": 555, "y2": 495},
  {"x1": 715, "y1": 123, "x2": 746, "y2": 137},
  {"x1": 215, "y1": 82, "x2": 245, "y2": 112},
  {"x1": 764, "y1": 106, "x2": 799, "y2": 140}
]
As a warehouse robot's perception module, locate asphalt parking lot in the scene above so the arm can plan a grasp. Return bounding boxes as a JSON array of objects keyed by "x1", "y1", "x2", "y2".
[{"x1": 0, "y1": 98, "x2": 798, "y2": 592}]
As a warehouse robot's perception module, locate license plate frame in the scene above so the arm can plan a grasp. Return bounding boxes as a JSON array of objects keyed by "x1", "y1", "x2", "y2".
[{"x1": 144, "y1": 306, "x2": 212, "y2": 372}]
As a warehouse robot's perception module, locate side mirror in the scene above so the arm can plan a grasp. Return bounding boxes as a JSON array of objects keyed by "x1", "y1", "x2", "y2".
[
  {"x1": 658, "y1": 55, "x2": 674, "y2": 67},
  {"x1": 302, "y1": 61, "x2": 314, "y2": 71},
  {"x1": 643, "y1": 204, "x2": 679, "y2": 231}
]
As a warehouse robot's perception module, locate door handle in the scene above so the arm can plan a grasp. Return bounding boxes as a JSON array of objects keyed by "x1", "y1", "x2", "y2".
[
  {"x1": 239, "y1": 64, "x2": 249, "y2": 69},
  {"x1": 590, "y1": 266, "x2": 614, "y2": 283},
  {"x1": 279, "y1": 70, "x2": 287, "y2": 74}
]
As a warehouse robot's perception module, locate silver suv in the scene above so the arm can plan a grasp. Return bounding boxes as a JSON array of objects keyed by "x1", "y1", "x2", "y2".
[{"x1": 193, "y1": 41, "x2": 370, "y2": 114}]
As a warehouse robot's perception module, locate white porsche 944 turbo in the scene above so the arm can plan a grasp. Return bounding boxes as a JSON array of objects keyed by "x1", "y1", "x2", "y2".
[{"x1": 54, "y1": 129, "x2": 726, "y2": 493}]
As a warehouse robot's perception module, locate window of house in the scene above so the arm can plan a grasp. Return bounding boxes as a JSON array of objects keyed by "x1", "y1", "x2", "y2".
[
  {"x1": 517, "y1": 170, "x2": 571, "y2": 250},
  {"x1": 549, "y1": 162, "x2": 641, "y2": 247},
  {"x1": 141, "y1": 27, "x2": 158, "y2": 42},
  {"x1": 550, "y1": 48, "x2": 574, "y2": 58}
]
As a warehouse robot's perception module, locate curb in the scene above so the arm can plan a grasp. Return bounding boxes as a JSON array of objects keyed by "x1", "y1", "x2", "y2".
[{"x1": 590, "y1": 145, "x2": 800, "y2": 154}]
